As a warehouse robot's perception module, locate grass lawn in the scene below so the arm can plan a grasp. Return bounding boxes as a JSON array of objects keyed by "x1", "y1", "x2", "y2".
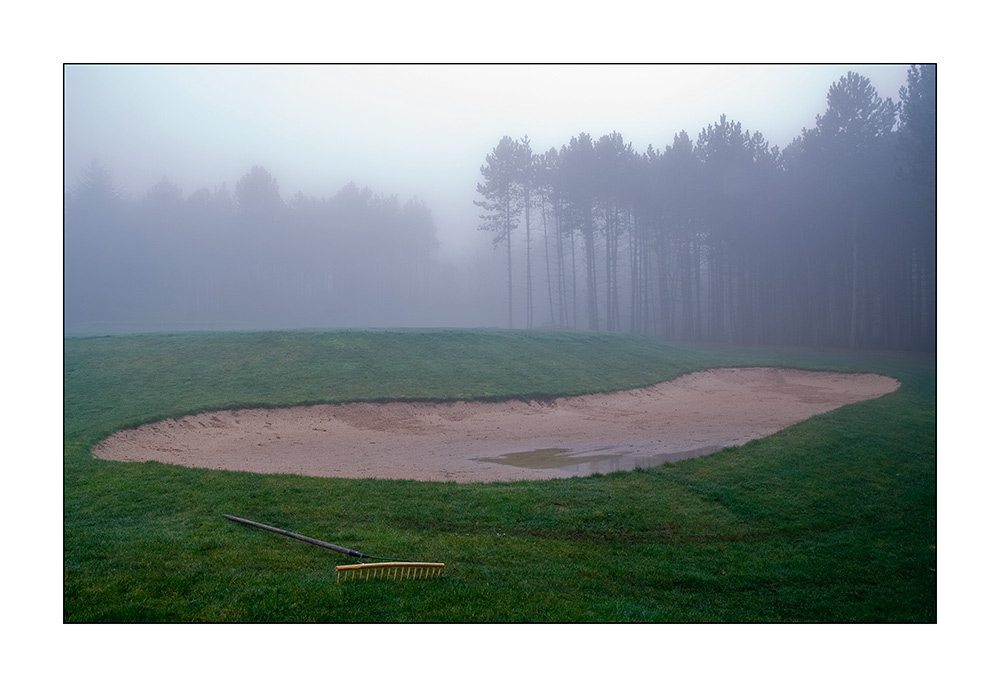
[{"x1": 63, "y1": 328, "x2": 935, "y2": 622}]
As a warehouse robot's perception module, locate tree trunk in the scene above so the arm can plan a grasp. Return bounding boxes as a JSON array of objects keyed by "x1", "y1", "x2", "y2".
[
  {"x1": 569, "y1": 225, "x2": 578, "y2": 329},
  {"x1": 541, "y1": 199, "x2": 554, "y2": 326},
  {"x1": 556, "y1": 205, "x2": 568, "y2": 328},
  {"x1": 524, "y1": 187, "x2": 533, "y2": 329},
  {"x1": 849, "y1": 213, "x2": 859, "y2": 350},
  {"x1": 584, "y1": 211, "x2": 599, "y2": 330},
  {"x1": 505, "y1": 201, "x2": 513, "y2": 329}
]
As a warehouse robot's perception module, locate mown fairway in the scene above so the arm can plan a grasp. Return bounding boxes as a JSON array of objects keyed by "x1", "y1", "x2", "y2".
[{"x1": 63, "y1": 329, "x2": 935, "y2": 622}]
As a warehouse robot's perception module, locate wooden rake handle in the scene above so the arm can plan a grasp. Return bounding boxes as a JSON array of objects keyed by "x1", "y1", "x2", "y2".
[{"x1": 222, "y1": 514, "x2": 370, "y2": 559}]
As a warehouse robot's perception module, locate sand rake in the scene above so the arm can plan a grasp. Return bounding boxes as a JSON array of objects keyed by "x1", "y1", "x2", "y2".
[{"x1": 222, "y1": 514, "x2": 444, "y2": 582}]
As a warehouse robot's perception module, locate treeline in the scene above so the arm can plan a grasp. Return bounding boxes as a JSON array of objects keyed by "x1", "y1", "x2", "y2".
[
  {"x1": 64, "y1": 165, "x2": 443, "y2": 331},
  {"x1": 476, "y1": 66, "x2": 936, "y2": 351}
]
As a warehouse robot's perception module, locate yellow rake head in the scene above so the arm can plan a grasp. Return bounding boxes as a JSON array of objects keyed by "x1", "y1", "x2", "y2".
[{"x1": 336, "y1": 561, "x2": 445, "y2": 582}]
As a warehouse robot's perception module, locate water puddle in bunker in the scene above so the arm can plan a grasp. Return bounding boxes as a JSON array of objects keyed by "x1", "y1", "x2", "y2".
[{"x1": 477, "y1": 445, "x2": 723, "y2": 476}]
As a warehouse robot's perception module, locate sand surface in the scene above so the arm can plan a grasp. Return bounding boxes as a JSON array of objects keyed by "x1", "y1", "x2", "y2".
[{"x1": 93, "y1": 367, "x2": 899, "y2": 483}]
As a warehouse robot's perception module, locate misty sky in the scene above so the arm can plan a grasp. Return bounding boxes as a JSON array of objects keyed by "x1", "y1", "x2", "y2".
[{"x1": 64, "y1": 64, "x2": 911, "y2": 258}]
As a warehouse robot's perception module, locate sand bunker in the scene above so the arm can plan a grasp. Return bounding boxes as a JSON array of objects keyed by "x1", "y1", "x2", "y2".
[{"x1": 93, "y1": 367, "x2": 899, "y2": 483}]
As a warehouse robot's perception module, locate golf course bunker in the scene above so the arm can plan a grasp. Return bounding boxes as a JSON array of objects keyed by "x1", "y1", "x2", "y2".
[{"x1": 93, "y1": 367, "x2": 899, "y2": 483}]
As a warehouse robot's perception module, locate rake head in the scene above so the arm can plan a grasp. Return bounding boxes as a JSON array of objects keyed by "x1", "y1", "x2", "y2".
[{"x1": 336, "y1": 561, "x2": 445, "y2": 582}]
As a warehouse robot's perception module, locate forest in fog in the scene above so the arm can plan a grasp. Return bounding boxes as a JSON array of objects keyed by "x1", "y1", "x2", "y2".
[
  {"x1": 477, "y1": 66, "x2": 935, "y2": 351},
  {"x1": 64, "y1": 66, "x2": 935, "y2": 351},
  {"x1": 65, "y1": 167, "x2": 500, "y2": 332}
]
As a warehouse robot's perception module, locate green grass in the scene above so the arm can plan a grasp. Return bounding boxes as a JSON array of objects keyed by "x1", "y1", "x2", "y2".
[{"x1": 64, "y1": 328, "x2": 935, "y2": 622}]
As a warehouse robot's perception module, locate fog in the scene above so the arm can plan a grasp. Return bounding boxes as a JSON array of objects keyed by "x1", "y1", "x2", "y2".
[
  {"x1": 65, "y1": 65, "x2": 910, "y2": 258},
  {"x1": 64, "y1": 64, "x2": 933, "y2": 349}
]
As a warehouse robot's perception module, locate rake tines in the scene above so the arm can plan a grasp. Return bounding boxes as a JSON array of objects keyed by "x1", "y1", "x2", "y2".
[{"x1": 336, "y1": 562, "x2": 445, "y2": 582}]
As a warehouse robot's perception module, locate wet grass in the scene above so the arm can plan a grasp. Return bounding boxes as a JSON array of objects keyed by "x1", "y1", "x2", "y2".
[{"x1": 63, "y1": 328, "x2": 935, "y2": 622}]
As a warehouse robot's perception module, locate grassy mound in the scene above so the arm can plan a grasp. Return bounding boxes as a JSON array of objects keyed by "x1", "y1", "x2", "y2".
[{"x1": 64, "y1": 328, "x2": 935, "y2": 622}]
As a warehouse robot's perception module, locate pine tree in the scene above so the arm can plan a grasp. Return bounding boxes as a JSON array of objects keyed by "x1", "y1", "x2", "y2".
[{"x1": 475, "y1": 136, "x2": 528, "y2": 329}]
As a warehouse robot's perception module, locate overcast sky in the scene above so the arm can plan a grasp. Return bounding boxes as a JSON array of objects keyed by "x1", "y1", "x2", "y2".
[{"x1": 64, "y1": 64, "x2": 912, "y2": 257}]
